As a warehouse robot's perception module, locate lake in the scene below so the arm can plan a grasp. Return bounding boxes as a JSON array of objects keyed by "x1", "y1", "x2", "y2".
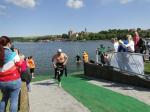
[{"x1": 14, "y1": 40, "x2": 112, "y2": 75}]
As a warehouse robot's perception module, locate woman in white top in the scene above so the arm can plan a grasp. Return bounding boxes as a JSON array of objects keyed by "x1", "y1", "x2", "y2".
[
  {"x1": 111, "y1": 38, "x2": 119, "y2": 52},
  {"x1": 126, "y1": 35, "x2": 135, "y2": 52}
]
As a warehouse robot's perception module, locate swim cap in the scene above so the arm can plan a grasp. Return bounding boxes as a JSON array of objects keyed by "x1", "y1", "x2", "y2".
[{"x1": 57, "y1": 49, "x2": 62, "y2": 53}]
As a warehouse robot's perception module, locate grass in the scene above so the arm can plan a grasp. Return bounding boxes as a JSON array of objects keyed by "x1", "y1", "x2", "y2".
[
  {"x1": 31, "y1": 73, "x2": 50, "y2": 82},
  {"x1": 62, "y1": 73, "x2": 150, "y2": 112},
  {"x1": 144, "y1": 62, "x2": 150, "y2": 74}
]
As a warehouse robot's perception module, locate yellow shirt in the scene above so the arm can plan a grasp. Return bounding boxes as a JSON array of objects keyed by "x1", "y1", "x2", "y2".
[{"x1": 83, "y1": 53, "x2": 89, "y2": 62}]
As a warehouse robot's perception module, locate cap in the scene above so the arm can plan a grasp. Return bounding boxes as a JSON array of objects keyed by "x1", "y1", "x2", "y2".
[{"x1": 57, "y1": 49, "x2": 62, "y2": 53}]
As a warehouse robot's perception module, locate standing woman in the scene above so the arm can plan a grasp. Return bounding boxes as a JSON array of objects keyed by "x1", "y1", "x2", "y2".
[
  {"x1": 126, "y1": 35, "x2": 135, "y2": 52},
  {"x1": 133, "y1": 31, "x2": 140, "y2": 53},
  {"x1": 0, "y1": 36, "x2": 22, "y2": 112}
]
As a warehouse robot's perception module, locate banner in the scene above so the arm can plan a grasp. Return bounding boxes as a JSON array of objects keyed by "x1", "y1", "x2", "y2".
[{"x1": 107, "y1": 52, "x2": 144, "y2": 75}]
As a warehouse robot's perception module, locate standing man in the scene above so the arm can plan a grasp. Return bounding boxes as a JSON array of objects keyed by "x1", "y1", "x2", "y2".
[
  {"x1": 99, "y1": 44, "x2": 106, "y2": 64},
  {"x1": 52, "y1": 49, "x2": 68, "y2": 87}
]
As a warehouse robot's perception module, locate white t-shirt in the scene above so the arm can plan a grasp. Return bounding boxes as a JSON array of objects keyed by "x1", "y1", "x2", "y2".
[
  {"x1": 126, "y1": 40, "x2": 135, "y2": 52},
  {"x1": 114, "y1": 42, "x2": 119, "y2": 52}
]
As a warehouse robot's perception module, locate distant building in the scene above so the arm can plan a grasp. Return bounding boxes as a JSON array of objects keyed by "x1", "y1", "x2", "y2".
[
  {"x1": 68, "y1": 30, "x2": 73, "y2": 39},
  {"x1": 68, "y1": 28, "x2": 89, "y2": 40},
  {"x1": 85, "y1": 27, "x2": 87, "y2": 33}
]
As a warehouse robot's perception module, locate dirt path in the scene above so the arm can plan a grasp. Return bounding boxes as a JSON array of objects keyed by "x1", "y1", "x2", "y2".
[
  {"x1": 88, "y1": 79, "x2": 150, "y2": 105},
  {"x1": 29, "y1": 79, "x2": 90, "y2": 112}
]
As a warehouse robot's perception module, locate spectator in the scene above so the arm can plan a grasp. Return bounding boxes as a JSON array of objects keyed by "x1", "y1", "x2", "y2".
[
  {"x1": 0, "y1": 36, "x2": 22, "y2": 112},
  {"x1": 82, "y1": 51, "x2": 89, "y2": 63},
  {"x1": 133, "y1": 31, "x2": 140, "y2": 53},
  {"x1": 27, "y1": 56, "x2": 36, "y2": 78},
  {"x1": 126, "y1": 35, "x2": 135, "y2": 52}
]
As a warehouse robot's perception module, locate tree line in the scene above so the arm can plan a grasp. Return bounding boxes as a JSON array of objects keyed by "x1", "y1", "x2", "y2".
[
  {"x1": 75, "y1": 28, "x2": 150, "y2": 40},
  {"x1": 11, "y1": 28, "x2": 150, "y2": 42}
]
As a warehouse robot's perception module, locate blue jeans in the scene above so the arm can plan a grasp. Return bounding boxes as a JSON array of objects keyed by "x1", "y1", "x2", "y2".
[{"x1": 0, "y1": 78, "x2": 22, "y2": 112}]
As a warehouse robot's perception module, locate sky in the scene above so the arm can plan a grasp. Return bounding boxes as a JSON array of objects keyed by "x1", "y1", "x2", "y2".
[{"x1": 0, "y1": 0, "x2": 150, "y2": 37}]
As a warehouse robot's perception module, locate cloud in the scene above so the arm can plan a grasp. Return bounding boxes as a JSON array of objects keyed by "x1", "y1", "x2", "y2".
[
  {"x1": 0, "y1": 4, "x2": 7, "y2": 9},
  {"x1": 99, "y1": 0, "x2": 149, "y2": 5},
  {"x1": 6, "y1": 0, "x2": 37, "y2": 8},
  {"x1": 0, "y1": 11, "x2": 7, "y2": 16},
  {"x1": 66, "y1": 0, "x2": 84, "y2": 9},
  {"x1": 119, "y1": 0, "x2": 134, "y2": 4},
  {"x1": 0, "y1": 4, "x2": 7, "y2": 16}
]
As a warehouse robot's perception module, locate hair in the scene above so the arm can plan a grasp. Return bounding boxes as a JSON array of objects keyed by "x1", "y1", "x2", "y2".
[
  {"x1": 127, "y1": 35, "x2": 133, "y2": 42},
  {"x1": 29, "y1": 56, "x2": 33, "y2": 59},
  {"x1": 19, "y1": 54, "x2": 25, "y2": 60},
  {"x1": 0, "y1": 36, "x2": 11, "y2": 67}
]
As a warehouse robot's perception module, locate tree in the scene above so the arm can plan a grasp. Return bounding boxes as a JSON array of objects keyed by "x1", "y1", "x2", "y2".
[{"x1": 62, "y1": 34, "x2": 69, "y2": 39}]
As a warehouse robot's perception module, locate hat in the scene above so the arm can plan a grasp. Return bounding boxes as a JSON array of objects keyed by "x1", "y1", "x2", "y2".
[{"x1": 57, "y1": 49, "x2": 62, "y2": 53}]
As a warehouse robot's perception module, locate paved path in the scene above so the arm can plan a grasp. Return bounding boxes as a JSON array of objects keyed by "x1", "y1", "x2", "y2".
[
  {"x1": 88, "y1": 79, "x2": 150, "y2": 105},
  {"x1": 29, "y1": 80, "x2": 90, "y2": 112}
]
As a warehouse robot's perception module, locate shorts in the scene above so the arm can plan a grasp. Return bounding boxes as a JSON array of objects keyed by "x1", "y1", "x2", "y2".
[{"x1": 30, "y1": 68, "x2": 34, "y2": 74}]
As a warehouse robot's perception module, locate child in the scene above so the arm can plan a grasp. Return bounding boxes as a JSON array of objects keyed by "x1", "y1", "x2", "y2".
[
  {"x1": 27, "y1": 56, "x2": 36, "y2": 78},
  {"x1": 20, "y1": 54, "x2": 32, "y2": 91}
]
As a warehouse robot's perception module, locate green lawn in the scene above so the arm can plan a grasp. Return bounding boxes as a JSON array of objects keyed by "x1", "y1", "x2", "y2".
[
  {"x1": 144, "y1": 62, "x2": 150, "y2": 74},
  {"x1": 62, "y1": 73, "x2": 150, "y2": 112}
]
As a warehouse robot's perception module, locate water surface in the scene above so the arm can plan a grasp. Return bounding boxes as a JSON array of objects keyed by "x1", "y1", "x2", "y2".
[{"x1": 14, "y1": 40, "x2": 112, "y2": 75}]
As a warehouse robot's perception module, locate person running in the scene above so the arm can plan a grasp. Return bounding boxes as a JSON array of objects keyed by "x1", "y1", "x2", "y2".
[
  {"x1": 27, "y1": 56, "x2": 36, "y2": 78},
  {"x1": 0, "y1": 36, "x2": 22, "y2": 112},
  {"x1": 52, "y1": 49, "x2": 68, "y2": 87}
]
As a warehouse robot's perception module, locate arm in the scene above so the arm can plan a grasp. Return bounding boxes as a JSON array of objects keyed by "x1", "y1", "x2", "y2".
[
  {"x1": 63, "y1": 53, "x2": 68, "y2": 65},
  {"x1": 52, "y1": 55, "x2": 56, "y2": 68},
  {"x1": 14, "y1": 53, "x2": 22, "y2": 67}
]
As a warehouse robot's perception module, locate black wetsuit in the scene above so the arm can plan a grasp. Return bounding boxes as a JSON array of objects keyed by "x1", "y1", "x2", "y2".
[
  {"x1": 54, "y1": 63, "x2": 67, "y2": 82},
  {"x1": 76, "y1": 55, "x2": 81, "y2": 62}
]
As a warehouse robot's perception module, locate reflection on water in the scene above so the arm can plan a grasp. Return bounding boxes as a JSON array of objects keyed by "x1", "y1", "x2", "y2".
[{"x1": 14, "y1": 40, "x2": 112, "y2": 75}]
